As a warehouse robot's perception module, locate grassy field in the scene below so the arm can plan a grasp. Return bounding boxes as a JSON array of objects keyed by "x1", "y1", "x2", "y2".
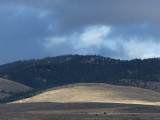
[
  {"x1": 0, "y1": 102, "x2": 160, "y2": 120},
  {"x1": 8, "y1": 83, "x2": 160, "y2": 119},
  {"x1": 13, "y1": 83, "x2": 160, "y2": 105},
  {"x1": 0, "y1": 78, "x2": 32, "y2": 93}
]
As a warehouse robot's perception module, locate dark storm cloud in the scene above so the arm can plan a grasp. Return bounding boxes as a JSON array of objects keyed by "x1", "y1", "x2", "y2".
[
  {"x1": 2, "y1": 0, "x2": 160, "y2": 36},
  {"x1": 0, "y1": 6, "x2": 50, "y2": 39},
  {"x1": 0, "y1": 5, "x2": 51, "y2": 64},
  {"x1": 0, "y1": 0, "x2": 160, "y2": 64},
  {"x1": 39, "y1": 0, "x2": 160, "y2": 37}
]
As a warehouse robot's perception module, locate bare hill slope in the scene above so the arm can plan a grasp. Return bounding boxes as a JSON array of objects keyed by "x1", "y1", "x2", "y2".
[
  {"x1": 0, "y1": 78, "x2": 32, "y2": 98},
  {"x1": 13, "y1": 83, "x2": 160, "y2": 105}
]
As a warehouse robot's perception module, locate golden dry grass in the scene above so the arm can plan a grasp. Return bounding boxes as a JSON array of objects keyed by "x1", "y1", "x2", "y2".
[
  {"x1": 0, "y1": 78, "x2": 32, "y2": 93},
  {"x1": 13, "y1": 83, "x2": 160, "y2": 105}
]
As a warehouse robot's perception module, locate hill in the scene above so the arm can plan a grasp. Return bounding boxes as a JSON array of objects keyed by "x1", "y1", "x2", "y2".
[
  {"x1": 1, "y1": 54, "x2": 160, "y2": 103},
  {"x1": 0, "y1": 55, "x2": 160, "y2": 91},
  {"x1": 13, "y1": 83, "x2": 160, "y2": 105},
  {"x1": 0, "y1": 78, "x2": 32, "y2": 99}
]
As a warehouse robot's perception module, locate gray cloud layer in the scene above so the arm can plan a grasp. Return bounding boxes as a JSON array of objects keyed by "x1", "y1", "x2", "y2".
[{"x1": 0, "y1": 0, "x2": 160, "y2": 64}]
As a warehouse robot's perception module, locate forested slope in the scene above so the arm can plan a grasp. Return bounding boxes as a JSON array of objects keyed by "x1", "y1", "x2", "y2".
[
  {"x1": 0, "y1": 54, "x2": 160, "y2": 103},
  {"x1": 0, "y1": 55, "x2": 160, "y2": 90}
]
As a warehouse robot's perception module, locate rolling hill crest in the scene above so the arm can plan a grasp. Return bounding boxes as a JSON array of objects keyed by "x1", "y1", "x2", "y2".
[
  {"x1": 0, "y1": 55, "x2": 160, "y2": 89},
  {"x1": 0, "y1": 55, "x2": 160, "y2": 103}
]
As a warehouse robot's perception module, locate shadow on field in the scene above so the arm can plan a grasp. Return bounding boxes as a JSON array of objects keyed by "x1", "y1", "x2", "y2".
[{"x1": 0, "y1": 102, "x2": 160, "y2": 120}]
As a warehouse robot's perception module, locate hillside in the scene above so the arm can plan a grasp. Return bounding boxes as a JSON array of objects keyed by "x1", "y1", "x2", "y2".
[
  {"x1": 0, "y1": 55, "x2": 160, "y2": 92},
  {"x1": 13, "y1": 83, "x2": 160, "y2": 105},
  {"x1": 1, "y1": 54, "x2": 160, "y2": 103},
  {"x1": 0, "y1": 78, "x2": 32, "y2": 99}
]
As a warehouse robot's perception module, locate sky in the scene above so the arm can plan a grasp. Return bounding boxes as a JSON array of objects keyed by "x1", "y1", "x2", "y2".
[{"x1": 0, "y1": 0, "x2": 160, "y2": 64}]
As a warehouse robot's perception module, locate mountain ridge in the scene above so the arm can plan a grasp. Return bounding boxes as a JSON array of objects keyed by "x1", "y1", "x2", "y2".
[
  {"x1": 0, "y1": 54, "x2": 160, "y2": 103},
  {"x1": 0, "y1": 55, "x2": 160, "y2": 88}
]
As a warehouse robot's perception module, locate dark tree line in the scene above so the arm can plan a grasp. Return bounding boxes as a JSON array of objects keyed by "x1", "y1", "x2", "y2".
[
  {"x1": 0, "y1": 55, "x2": 160, "y2": 103},
  {"x1": 0, "y1": 55, "x2": 160, "y2": 89}
]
